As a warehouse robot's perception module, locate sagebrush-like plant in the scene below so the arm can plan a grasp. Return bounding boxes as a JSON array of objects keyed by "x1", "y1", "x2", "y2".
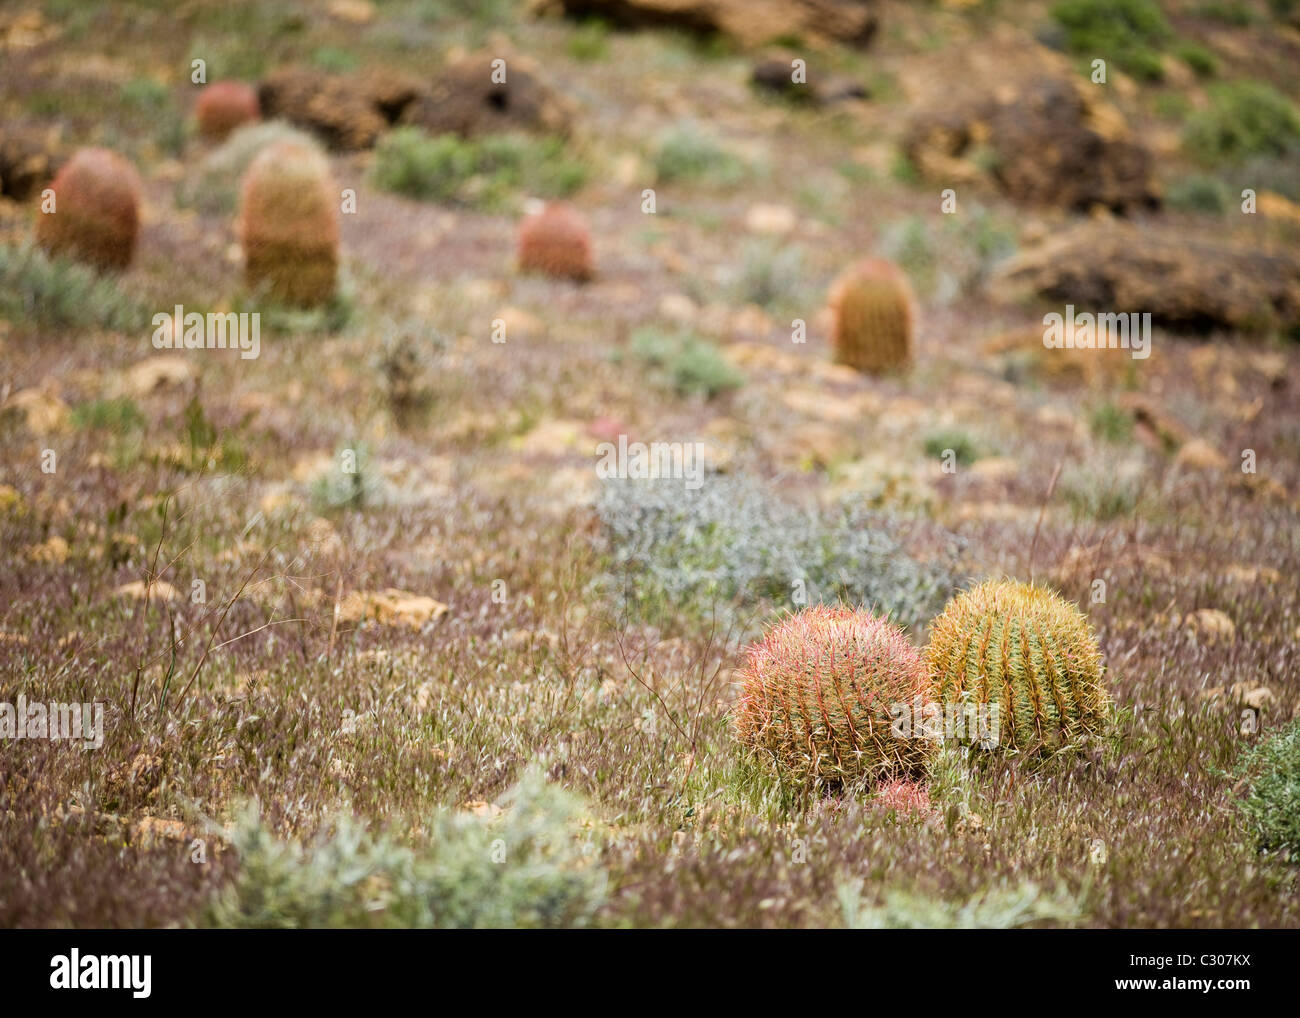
[
  {"x1": 517, "y1": 201, "x2": 593, "y2": 281},
  {"x1": 828, "y1": 257, "x2": 913, "y2": 374},
  {"x1": 35, "y1": 147, "x2": 141, "y2": 272},
  {"x1": 734, "y1": 605, "x2": 936, "y2": 787},
  {"x1": 196, "y1": 80, "x2": 260, "y2": 141},
  {"x1": 1236, "y1": 718, "x2": 1300, "y2": 858},
  {"x1": 924, "y1": 579, "x2": 1108, "y2": 753},
  {"x1": 238, "y1": 139, "x2": 339, "y2": 306},
  {"x1": 203, "y1": 767, "x2": 606, "y2": 928}
]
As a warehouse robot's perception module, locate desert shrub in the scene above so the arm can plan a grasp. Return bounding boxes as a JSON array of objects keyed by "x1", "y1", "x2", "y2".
[
  {"x1": 731, "y1": 239, "x2": 804, "y2": 309},
  {"x1": 0, "y1": 242, "x2": 146, "y2": 332},
  {"x1": 1088, "y1": 401, "x2": 1135, "y2": 443},
  {"x1": 1050, "y1": 0, "x2": 1172, "y2": 80},
  {"x1": 72, "y1": 397, "x2": 144, "y2": 433},
  {"x1": 310, "y1": 444, "x2": 379, "y2": 513},
  {"x1": 734, "y1": 605, "x2": 936, "y2": 788},
  {"x1": 839, "y1": 880, "x2": 1084, "y2": 928},
  {"x1": 1236, "y1": 719, "x2": 1300, "y2": 858},
  {"x1": 203, "y1": 768, "x2": 607, "y2": 928},
  {"x1": 653, "y1": 122, "x2": 748, "y2": 185},
  {"x1": 1174, "y1": 42, "x2": 1219, "y2": 77},
  {"x1": 1165, "y1": 173, "x2": 1229, "y2": 214},
  {"x1": 923, "y1": 429, "x2": 980, "y2": 466},
  {"x1": 372, "y1": 128, "x2": 585, "y2": 210},
  {"x1": 1184, "y1": 81, "x2": 1300, "y2": 165},
  {"x1": 1060, "y1": 456, "x2": 1143, "y2": 520},
  {"x1": 925, "y1": 579, "x2": 1109, "y2": 754},
  {"x1": 179, "y1": 120, "x2": 320, "y2": 214},
  {"x1": 597, "y1": 473, "x2": 958, "y2": 635},
  {"x1": 622, "y1": 328, "x2": 743, "y2": 399},
  {"x1": 374, "y1": 324, "x2": 444, "y2": 427},
  {"x1": 567, "y1": 19, "x2": 610, "y2": 60}
]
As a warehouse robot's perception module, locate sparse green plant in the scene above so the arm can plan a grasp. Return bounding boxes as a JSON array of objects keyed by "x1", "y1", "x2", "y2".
[
  {"x1": 839, "y1": 879, "x2": 1085, "y2": 928},
  {"x1": 653, "y1": 122, "x2": 747, "y2": 185},
  {"x1": 1165, "y1": 173, "x2": 1229, "y2": 214},
  {"x1": 203, "y1": 768, "x2": 607, "y2": 928},
  {"x1": 924, "y1": 429, "x2": 980, "y2": 466},
  {"x1": 623, "y1": 328, "x2": 743, "y2": 399},
  {"x1": 1184, "y1": 81, "x2": 1300, "y2": 165},
  {"x1": 1089, "y1": 401, "x2": 1135, "y2": 443},
  {"x1": 0, "y1": 242, "x2": 146, "y2": 332},
  {"x1": 732, "y1": 240, "x2": 804, "y2": 309},
  {"x1": 372, "y1": 128, "x2": 585, "y2": 211},
  {"x1": 1236, "y1": 718, "x2": 1300, "y2": 858},
  {"x1": 1050, "y1": 0, "x2": 1172, "y2": 81}
]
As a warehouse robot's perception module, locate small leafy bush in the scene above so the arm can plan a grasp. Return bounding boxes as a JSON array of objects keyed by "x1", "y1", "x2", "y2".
[
  {"x1": 0, "y1": 243, "x2": 146, "y2": 332},
  {"x1": 203, "y1": 768, "x2": 607, "y2": 928},
  {"x1": 839, "y1": 880, "x2": 1085, "y2": 928},
  {"x1": 179, "y1": 120, "x2": 320, "y2": 214},
  {"x1": 1236, "y1": 719, "x2": 1300, "y2": 858},
  {"x1": 597, "y1": 473, "x2": 959, "y2": 635},
  {"x1": 372, "y1": 128, "x2": 586, "y2": 210},
  {"x1": 1165, "y1": 173, "x2": 1229, "y2": 214},
  {"x1": 1184, "y1": 81, "x2": 1300, "y2": 165},
  {"x1": 923, "y1": 429, "x2": 980, "y2": 466},
  {"x1": 1050, "y1": 0, "x2": 1172, "y2": 81},
  {"x1": 653, "y1": 123, "x2": 748, "y2": 185},
  {"x1": 624, "y1": 328, "x2": 744, "y2": 400}
]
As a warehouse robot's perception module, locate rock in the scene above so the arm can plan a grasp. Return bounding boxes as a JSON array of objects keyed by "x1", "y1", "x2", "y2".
[
  {"x1": 115, "y1": 579, "x2": 182, "y2": 603},
  {"x1": 3, "y1": 387, "x2": 68, "y2": 434},
  {"x1": 336, "y1": 589, "x2": 449, "y2": 630},
  {"x1": 26, "y1": 535, "x2": 69, "y2": 564},
  {"x1": 904, "y1": 69, "x2": 1156, "y2": 212},
  {"x1": 531, "y1": 0, "x2": 880, "y2": 48},
  {"x1": 1222, "y1": 564, "x2": 1282, "y2": 585},
  {"x1": 751, "y1": 58, "x2": 867, "y2": 105},
  {"x1": 1184, "y1": 608, "x2": 1235, "y2": 643},
  {"x1": 400, "y1": 49, "x2": 573, "y2": 138},
  {"x1": 990, "y1": 219, "x2": 1300, "y2": 333},
  {"x1": 1174, "y1": 438, "x2": 1228, "y2": 472},
  {"x1": 258, "y1": 67, "x2": 421, "y2": 150},
  {"x1": 743, "y1": 202, "x2": 797, "y2": 236},
  {"x1": 492, "y1": 306, "x2": 546, "y2": 341},
  {"x1": 125, "y1": 356, "x2": 196, "y2": 396},
  {"x1": 326, "y1": 0, "x2": 376, "y2": 23},
  {"x1": 0, "y1": 121, "x2": 63, "y2": 200}
]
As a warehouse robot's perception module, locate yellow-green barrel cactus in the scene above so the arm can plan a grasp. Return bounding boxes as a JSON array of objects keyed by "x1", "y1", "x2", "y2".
[
  {"x1": 925, "y1": 579, "x2": 1108, "y2": 752},
  {"x1": 828, "y1": 257, "x2": 913, "y2": 374}
]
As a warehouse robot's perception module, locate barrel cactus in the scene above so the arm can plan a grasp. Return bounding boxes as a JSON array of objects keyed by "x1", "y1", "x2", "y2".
[
  {"x1": 924, "y1": 579, "x2": 1108, "y2": 753},
  {"x1": 35, "y1": 147, "x2": 141, "y2": 272},
  {"x1": 734, "y1": 605, "x2": 935, "y2": 787},
  {"x1": 517, "y1": 201, "x2": 593, "y2": 281},
  {"x1": 238, "y1": 139, "x2": 338, "y2": 306},
  {"x1": 828, "y1": 257, "x2": 913, "y2": 374},
  {"x1": 196, "y1": 80, "x2": 260, "y2": 141}
]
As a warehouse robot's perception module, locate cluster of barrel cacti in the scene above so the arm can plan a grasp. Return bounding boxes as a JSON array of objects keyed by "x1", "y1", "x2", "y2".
[
  {"x1": 828, "y1": 257, "x2": 914, "y2": 374},
  {"x1": 734, "y1": 579, "x2": 1108, "y2": 789}
]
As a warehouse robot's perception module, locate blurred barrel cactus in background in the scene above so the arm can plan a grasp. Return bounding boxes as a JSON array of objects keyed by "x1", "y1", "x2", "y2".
[
  {"x1": 35, "y1": 147, "x2": 141, "y2": 272},
  {"x1": 196, "y1": 80, "x2": 261, "y2": 142},
  {"x1": 829, "y1": 257, "x2": 913, "y2": 374},
  {"x1": 518, "y1": 200, "x2": 593, "y2": 281}
]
